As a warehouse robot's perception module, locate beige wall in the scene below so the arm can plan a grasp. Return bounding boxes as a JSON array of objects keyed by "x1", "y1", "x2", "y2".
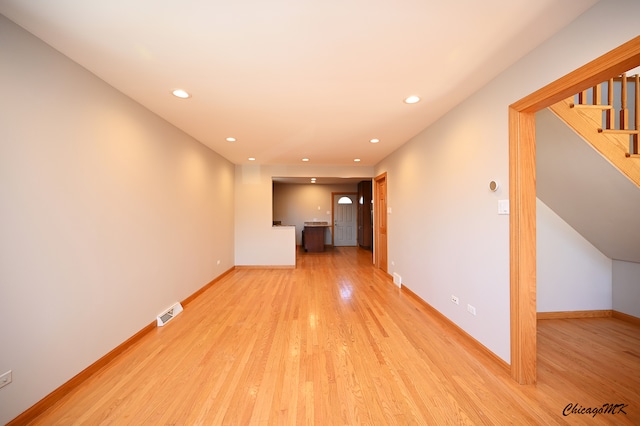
[
  {"x1": 374, "y1": 0, "x2": 640, "y2": 363},
  {"x1": 0, "y1": 15, "x2": 235, "y2": 424}
]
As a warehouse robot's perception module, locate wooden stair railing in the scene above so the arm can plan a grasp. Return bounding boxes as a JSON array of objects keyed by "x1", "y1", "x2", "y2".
[
  {"x1": 572, "y1": 72, "x2": 639, "y2": 156},
  {"x1": 548, "y1": 71, "x2": 640, "y2": 188}
]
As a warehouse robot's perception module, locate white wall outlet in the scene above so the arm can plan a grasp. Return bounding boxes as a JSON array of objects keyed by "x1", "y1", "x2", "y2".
[
  {"x1": 451, "y1": 295, "x2": 459, "y2": 305},
  {"x1": 0, "y1": 370, "x2": 12, "y2": 389},
  {"x1": 467, "y1": 304, "x2": 477, "y2": 316}
]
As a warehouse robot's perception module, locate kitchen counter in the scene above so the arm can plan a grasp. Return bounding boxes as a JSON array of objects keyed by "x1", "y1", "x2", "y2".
[{"x1": 303, "y1": 222, "x2": 330, "y2": 252}]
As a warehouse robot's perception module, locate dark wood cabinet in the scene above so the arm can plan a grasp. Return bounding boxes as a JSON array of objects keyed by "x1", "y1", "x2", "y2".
[
  {"x1": 303, "y1": 225, "x2": 328, "y2": 252},
  {"x1": 357, "y1": 180, "x2": 373, "y2": 249}
]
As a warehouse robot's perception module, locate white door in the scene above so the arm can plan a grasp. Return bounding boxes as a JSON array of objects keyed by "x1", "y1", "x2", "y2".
[{"x1": 333, "y1": 194, "x2": 357, "y2": 246}]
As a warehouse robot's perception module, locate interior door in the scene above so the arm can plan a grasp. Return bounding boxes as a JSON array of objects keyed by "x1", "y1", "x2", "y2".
[
  {"x1": 374, "y1": 173, "x2": 388, "y2": 271},
  {"x1": 333, "y1": 193, "x2": 357, "y2": 247}
]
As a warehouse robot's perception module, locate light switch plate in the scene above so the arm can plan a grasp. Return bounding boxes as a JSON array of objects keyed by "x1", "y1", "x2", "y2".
[{"x1": 498, "y1": 199, "x2": 509, "y2": 215}]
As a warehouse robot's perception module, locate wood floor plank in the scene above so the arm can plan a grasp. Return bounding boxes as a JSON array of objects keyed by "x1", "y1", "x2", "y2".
[{"x1": 23, "y1": 247, "x2": 640, "y2": 425}]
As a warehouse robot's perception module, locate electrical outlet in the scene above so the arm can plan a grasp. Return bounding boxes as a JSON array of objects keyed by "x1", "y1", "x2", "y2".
[
  {"x1": 0, "y1": 370, "x2": 12, "y2": 389},
  {"x1": 467, "y1": 304, "x2": 477, "y2": 316},
  {"x1": 451, "y1": 295, "x2": 459, "y2": 305}
]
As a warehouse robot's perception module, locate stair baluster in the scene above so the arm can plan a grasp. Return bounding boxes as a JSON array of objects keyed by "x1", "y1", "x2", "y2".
[
  {"x1": 620, "y1": 72, "x2": 628, "y2": 131},
  {"x1": 592, "y1": 82, "x2": 602, "y2": 106},
  {"x1": 634, "y1": 74, "x2": 639, "y2": 154},
  {"x1": 606, "y1": 77, "x2": 615, "y2": 130}
]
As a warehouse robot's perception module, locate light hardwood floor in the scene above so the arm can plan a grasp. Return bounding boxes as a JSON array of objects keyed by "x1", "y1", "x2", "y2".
[{"x1": 27, "y1": 247, "x2": 640, "y2": 425}]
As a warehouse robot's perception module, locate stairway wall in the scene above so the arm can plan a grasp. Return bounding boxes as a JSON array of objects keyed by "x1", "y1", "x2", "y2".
[
  {"x1": 613, "y1": 260, "x2": 640, "y2": 317},
  {"x1": 537, "y1": 108, "x2": 640, "y2": 313},
  {"x1": 537, "y1": 198, "x2": 612, "y2": 312},
  {"x1": 537, "y1": 108, "x2": 640, "y2": 262}
]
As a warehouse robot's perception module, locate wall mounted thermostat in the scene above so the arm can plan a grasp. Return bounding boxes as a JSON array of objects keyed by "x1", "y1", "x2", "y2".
[{"x1": 489, "y1": 180, "x2": 500, "y2": 192}]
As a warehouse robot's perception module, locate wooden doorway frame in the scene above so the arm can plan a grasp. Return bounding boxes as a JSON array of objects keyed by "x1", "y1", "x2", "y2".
[
  {"x1": 509, "y1": 36, "x2": 640, "y2": 384},
  {"x1": 374, "y1": 172, "x2": 388, "y2": 271}
]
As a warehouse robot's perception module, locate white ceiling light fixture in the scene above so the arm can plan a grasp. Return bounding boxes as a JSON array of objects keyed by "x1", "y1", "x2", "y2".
[
  {"x1": 354, "y1": 158, "x2": 361, "y2": 162},
  {"x1": 172, "y1": 89, "x2": 191, "y2": 99},
  {"x1": 302, "y1": 158, "x2": 310, "y2": 162},
  {"x1": 248, "y1": 157, "x2": 256, "y2": 161},
  {"x1": 370, "y1": 138, "x2": 380, "y2": 144},
  {"x1": 226, "y1": 137, "x2": 236, "y2": 142},
  {"x1": 404, "y1": 95, "x2": 420, "y2": 104}
]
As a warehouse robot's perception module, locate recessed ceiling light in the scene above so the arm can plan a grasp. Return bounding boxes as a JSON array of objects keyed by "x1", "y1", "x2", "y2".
[
  {"x1": 302, "y1": 158, "x2": 310, "y2": 162},
  {"x1": 354, "y1": 158, "x2": 361, "y2": 162},
  {"x1": 311, "y1": 178, "x2": 317, "y2": 182},
  {"x1": 370, "y1": 138, "x2": 380, "y2": 144},
  {"x1": 226, "y1": 137, "x2": 236, "y2": 142},
  {"x1": 248, "y1": 157, "x2": 256, "y2": 161},
  {"x1": 404, "y1": 95, "x2": 420, "y2": 104},
  {"x1": 172, "y1": 89, "x2": 191, "y2": 99}
]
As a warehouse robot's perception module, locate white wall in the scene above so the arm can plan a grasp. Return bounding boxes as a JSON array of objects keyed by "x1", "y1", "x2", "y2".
[
  {"x1": 235, "y1": 164, "x2": 372, "y2": 266},
  {"x1": 536, "y1": 199, "x2": 612, "y2": 312},
  {"x1": 0, "y1": 16, "x2": 235, "y2": 424},
  {"x1": 273, "y1": 182, "x2": 359, "y2": 245},
  {"x1": 374, "y1": 0, "x2": 640, "y2": 363},
  {"x1": 613, "y1": 260, "x2": 640, "y2": 317}
]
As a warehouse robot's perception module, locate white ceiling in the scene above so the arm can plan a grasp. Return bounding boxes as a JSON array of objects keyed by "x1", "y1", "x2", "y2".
[{"x1": 0, "y1": 0, "x2": 597, "y2": 166}]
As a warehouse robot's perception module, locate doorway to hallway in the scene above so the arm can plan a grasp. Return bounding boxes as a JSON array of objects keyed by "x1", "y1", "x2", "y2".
[{"x1": 374, "y1": 173, "x2": 388, "y2": 272}]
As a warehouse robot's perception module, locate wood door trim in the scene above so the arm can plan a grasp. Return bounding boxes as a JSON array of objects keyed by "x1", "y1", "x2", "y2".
[
  {"x1": 509, "y1": 36, "x2": 640, "y2": 385},
  {"x1": 373, "y1": 172, "x2": 387, "y2": 271}
]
